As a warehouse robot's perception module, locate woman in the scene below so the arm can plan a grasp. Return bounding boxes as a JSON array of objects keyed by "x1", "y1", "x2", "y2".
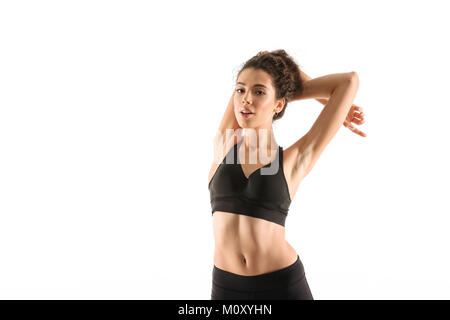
[{"x1": 208, "y1": 49, "x2": 365, "y2": 300}]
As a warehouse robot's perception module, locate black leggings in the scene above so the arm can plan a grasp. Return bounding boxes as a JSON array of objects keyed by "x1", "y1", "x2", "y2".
[{"x1": 211, "y1": 255, "x2": 313, "y2": 300}]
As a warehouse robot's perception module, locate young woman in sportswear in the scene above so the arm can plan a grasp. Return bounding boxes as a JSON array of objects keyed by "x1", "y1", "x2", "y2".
[{"x1": 208, "y1": 49, "x2": 365, "y2": 300}]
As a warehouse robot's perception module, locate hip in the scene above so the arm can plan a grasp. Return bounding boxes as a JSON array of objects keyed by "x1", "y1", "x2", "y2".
[{"x1": 211, "y1": 254, "x2": 313, "y2": 300}]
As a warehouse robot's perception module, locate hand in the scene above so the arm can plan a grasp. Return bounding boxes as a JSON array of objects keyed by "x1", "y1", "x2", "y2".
[{"x1": 344, "y1": 104, "x2": 366, "y2": 137}]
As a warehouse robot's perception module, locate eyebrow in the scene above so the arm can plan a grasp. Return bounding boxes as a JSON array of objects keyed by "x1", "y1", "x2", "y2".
[{"x1": 236, "y1": 82, "x2": 268, "y2": 89}]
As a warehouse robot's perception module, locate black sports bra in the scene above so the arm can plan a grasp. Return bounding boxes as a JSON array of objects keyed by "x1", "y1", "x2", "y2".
[{"x1": 208, "y1": 138, "x2": 292, "y2": 226}]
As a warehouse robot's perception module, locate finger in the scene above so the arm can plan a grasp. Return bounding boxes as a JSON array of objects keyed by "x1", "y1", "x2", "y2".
[
  {"x1": 345, "y1": 122, "x2": 356, "y2": 131},
  {"x1": 355, "y1": 111, "x2": 364, "y2": 118},
  {"x1": 349, "y1": 112, "x2": 362, "y2": 120},
  {"x1": 346, "y1": 124, "x2": 367, "y2": 137},
  {"x1": 356, "y1": 130, "x2": 367, "y2": 137},
  {"x1": 344, "y1": 120, "x2": 367, "y2": 137},
  {"x1": 352, "y1": 127, "x2": 367, "y2": 137},
  {"x1": 350, "y1": 107, "x2": 363, "y2": 114},
  {"x1": 354, "y1": 111, "x2": 364, "y2": 118},
  {"x1": 353, "y1": 107, "x2": 364, "y2": 116},
  {"x1": 345, "y1": 119, "x2": 363, "y2": 128},
  {"x1": 351, "y1": 116, "x2": 364, "y2": 124}
]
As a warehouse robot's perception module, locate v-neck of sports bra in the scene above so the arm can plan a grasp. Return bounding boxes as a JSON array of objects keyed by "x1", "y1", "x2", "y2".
[{"x1": 236, "y1": 138, "x2": 281, "y2": 180}]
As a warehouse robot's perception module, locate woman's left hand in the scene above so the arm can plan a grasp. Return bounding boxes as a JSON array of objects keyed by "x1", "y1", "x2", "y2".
[{"x1": 344, "y1": 104, "x2": 366, "y2": 137}]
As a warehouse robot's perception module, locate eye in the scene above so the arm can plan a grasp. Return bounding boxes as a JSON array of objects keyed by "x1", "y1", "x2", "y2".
[{"x1": 235, "y1": 88, "x2": 265, "y2": 95}]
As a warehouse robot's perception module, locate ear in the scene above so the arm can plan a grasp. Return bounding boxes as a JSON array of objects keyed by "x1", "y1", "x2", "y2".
[{"x1": 274, "y1": 97, "x2": 286, "y2": 113}]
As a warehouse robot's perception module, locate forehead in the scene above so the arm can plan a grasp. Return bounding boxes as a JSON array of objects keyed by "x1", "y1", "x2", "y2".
[{"x1": 237, "y1": 68, "x2": 272, "y2": 87}]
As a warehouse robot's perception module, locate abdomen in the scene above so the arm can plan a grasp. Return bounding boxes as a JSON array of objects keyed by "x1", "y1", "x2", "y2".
[{"x1": 212, "y1": 211, "x2": 298, "y2": 275}]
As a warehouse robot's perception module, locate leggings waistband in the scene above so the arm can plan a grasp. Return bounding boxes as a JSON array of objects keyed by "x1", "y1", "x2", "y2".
[{"x1": 212, "y1": 255, "x2": 305, "y2": 292}]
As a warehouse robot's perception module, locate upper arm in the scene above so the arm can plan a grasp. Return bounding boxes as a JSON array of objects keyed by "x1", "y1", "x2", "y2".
[
  {"x1": 289, "y1": 72, "x2": 359, "y2": 180},
  {"x1": 210, "y1": 90, "x2": 243, "y2": 167}
]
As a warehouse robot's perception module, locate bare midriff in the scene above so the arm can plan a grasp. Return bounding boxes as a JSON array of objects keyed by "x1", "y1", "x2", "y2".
[{"x1": 212, "y1": 211, "x2": 298, "y2": 276}]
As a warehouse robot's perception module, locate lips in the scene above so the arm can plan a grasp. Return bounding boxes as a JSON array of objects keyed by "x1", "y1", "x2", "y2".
[
  {"x1": 240, "y1": 107, "x2": 254, "y2": 114},
  {"x1": 240, "y1": 111, "x2": 254, "y2": 119}
]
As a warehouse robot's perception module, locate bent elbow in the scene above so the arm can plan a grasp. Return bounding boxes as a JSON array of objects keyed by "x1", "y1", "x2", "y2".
[{"x1": 350, "y1": 71, "x2": 359, "y2": 83}]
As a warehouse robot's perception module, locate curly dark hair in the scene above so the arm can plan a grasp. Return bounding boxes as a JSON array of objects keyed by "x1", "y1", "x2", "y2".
[{"x1": 235, "y1": 49, "x2": 304, "y2": 122}]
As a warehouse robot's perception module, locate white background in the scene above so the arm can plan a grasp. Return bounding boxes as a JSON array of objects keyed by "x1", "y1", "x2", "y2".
[{"x1": 0, "y1": 0, "x2": 449, "y2": 299}]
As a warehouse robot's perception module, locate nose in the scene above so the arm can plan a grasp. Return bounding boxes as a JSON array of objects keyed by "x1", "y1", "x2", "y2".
[{"x1": 242, "y1": 93, "x2": 252, "y2": 105}]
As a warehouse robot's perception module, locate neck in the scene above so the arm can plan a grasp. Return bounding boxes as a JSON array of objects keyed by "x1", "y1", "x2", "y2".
[{"x1": 241, "y1": 127, "x2": 277, "y2": 151}]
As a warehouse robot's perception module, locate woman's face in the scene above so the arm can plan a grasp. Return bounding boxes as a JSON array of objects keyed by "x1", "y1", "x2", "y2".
[{"x1": 234, "y1": 68, "x2": 284, "y2": 128}]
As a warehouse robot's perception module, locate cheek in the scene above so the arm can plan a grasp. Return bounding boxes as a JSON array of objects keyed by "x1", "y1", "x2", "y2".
[{"x1": 259, "y1": 103, "x2": 274, "y2": 113}]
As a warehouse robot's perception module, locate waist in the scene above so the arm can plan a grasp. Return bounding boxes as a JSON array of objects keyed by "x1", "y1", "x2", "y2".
[
  {"x1": 214, "y1": 245, "x2": 298, "y2": 276},
  {"x1": 212, "y1": 211, "x2": 297, "y2": 275}
]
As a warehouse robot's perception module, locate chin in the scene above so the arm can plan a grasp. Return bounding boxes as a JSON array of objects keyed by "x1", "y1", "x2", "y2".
[
  {"x1": 240, "y1": 125, "x2": 258, "y2": 131},
  {"x1": 237, "y1": 121, "x2": 252, "y2": 128}
]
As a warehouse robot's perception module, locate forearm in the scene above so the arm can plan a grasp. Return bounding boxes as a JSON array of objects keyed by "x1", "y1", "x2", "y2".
[
  {"x1": 294, "y1": 70, "x2": 355, "y2": 104},
  {"x1": 297, "y1": 69, "x2": 326, "y2": 105}
]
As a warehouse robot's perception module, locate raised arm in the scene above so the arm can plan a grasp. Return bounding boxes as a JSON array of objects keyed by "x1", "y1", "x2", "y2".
[
  {"x1": 296, "y1": 69, "x2": 366, "y2": 137},
  {"x1": 213, "y1": 90, "x2": 242, "y2": 146},
  {"x1": 288, "y1": 72, "x2": 360, "y2": 182},
  {"x1": 294, "y1": 68, "x2": 329, "y2": 105},
  {"x1": 217, "y1": 91, "x2": 241, "y2": 133},
  {"x1": 295, "y1": 71, "x2": 353, "y2": 101}
]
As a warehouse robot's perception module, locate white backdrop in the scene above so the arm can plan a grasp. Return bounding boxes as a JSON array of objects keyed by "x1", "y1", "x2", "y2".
[{"x1": 0, "y1": 0, "x2": 449, "y2": 299}]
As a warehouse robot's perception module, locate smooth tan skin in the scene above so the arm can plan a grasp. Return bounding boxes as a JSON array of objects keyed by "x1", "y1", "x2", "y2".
[
  {"x1": 210, "y1": 139, "x2": 301, "y2": 275},
  {"x1": 208, "y1": 68, "x2": 302, "y2": 275},
  {"x1": 209, "y1": 67, "x2": 361, "y2": 276}
]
